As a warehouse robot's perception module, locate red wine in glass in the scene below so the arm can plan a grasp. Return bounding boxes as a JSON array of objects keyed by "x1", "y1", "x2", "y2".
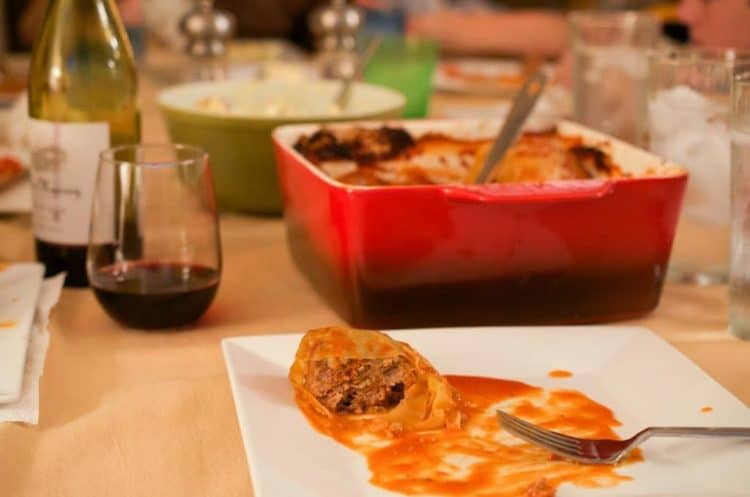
[
  {"x1": 89, "y1": 144, "x2": 221, "y2": 330},
  {"x1": 91, "y1": 261, "x2": 219, "y2": 329}
]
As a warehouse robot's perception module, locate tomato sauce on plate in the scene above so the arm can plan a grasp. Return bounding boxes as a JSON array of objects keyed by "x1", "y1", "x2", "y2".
[{"x1": 296, "y1": 374, "x2": 642, "y2": 497}]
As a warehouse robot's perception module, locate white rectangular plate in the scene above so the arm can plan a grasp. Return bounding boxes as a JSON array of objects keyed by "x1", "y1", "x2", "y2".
[
  {"x1": 0, "y1": 263, "x2": 44, "y2": 403},
  {"x1": 223, "y1": 326, "x2": 750, "y2": 497}
]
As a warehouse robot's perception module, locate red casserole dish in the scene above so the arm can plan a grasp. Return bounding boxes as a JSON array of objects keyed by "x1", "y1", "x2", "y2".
[{"x1": 272, "y1": 119, "x2": 687, "y2": 328}]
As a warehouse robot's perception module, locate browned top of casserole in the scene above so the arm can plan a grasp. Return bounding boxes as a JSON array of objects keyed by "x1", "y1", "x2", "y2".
[{"x1": 293, "y1": 126, "x2": 628, "y2": 186}]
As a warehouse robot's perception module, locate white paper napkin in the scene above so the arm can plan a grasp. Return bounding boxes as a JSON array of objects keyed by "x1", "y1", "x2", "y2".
[{"x1": 0, "y1": 273, "x2": 64, "y2": 424}]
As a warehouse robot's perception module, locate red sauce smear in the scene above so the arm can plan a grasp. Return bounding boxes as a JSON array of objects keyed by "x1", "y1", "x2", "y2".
[
  {"x1": 701, "y1": 406, "x2": 713, "y2": 413},
  {"x1": 297, "y1": 375, "x2": 642, "y2": 497},
  {"x1": 547, "y1": 370, "x2": 573, "y2": 379},
  {"x1": 0, "y1": 320, "x2": 16, "y2": 328}
]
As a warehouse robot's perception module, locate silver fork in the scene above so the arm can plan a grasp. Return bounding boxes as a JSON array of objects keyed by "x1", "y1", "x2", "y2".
[{"x1": 497, "y1": 410, "x2": 750, "y2": 465}]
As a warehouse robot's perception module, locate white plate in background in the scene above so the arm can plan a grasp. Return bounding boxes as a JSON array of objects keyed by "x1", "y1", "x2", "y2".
[
  {"x1": 223, "y1": 326, "x2": 750, "y2": 497},
  {"x1": 0, "y1": 263, "x2": 44, "y2": 403},
  {"x1": 434, "y1": 59, "x2": 556, "y2": 96}
]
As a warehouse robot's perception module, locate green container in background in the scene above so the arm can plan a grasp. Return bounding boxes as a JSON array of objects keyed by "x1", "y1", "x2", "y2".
[
  {"x1": 363, "y1": 36, "x2": 439, "y2": 118},
  {"x1": 160, "y1": 111, "x2": 285, "y2": 213}
]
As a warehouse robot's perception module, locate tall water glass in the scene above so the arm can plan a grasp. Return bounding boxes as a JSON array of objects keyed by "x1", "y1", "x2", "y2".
[
  {"x1": 730, "y1": 72, "x2": 750, "y2": 340},
  {"x1": 648, "y1": 49, "x2": 750, "y2": 285},
  {"x1": 570, "y1": 11, "x2": 661, "y2": 147}
]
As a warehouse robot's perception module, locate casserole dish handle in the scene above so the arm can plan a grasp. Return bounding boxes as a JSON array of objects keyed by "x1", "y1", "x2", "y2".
[{"x1": 441, "y1": 181, "x2": 615, "y2": 204}]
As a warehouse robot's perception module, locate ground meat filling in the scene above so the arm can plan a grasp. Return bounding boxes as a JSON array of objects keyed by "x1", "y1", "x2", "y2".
[{"x1": 305, "y1": 356, "x2": 418, "y2": 415}]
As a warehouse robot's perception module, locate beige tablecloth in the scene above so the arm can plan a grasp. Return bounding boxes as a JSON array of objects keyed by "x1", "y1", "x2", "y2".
[{"x1": 1, "y1": 73, "x2": 748, "y2": 497}]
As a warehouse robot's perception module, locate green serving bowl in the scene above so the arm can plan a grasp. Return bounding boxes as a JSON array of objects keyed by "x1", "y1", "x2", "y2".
[{"x1": 158, "y1": 78, "x2": 405, "y2": 214}]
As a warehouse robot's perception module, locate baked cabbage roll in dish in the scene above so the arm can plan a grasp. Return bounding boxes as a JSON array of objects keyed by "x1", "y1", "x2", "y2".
[
  {"x1": 289, "y1": 327, "x2": 462, "y2": 435},
  {"x1": 293, "y1": 127, "x2": 627, "y2": 186}
]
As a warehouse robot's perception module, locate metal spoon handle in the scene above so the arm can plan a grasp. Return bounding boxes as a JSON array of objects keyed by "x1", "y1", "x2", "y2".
[
  {"x1": 474, "y1": 69, "x2": 548, "y2": 184},
  {"x1": 335, "y1": 35, "x2": 383, "y2": 110}
]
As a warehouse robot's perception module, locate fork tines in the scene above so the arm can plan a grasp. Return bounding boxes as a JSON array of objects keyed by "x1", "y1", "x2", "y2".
[{"x1": 497, "y1": 410, "x2": 586, "y2": 459}]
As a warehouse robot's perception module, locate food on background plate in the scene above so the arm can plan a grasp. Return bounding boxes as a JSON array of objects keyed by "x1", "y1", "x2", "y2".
[
  {"x1": 433, "y1": 59, "x2": 556, "y2": 97},
  {"x1": 0, "y1": 156, "x2": 25, "y2": 190},
  {"x1": 290, "y1": 327, "x2": 642, "y2": 497},
  {"x1": 294, "y1": 126, "x2": 626, "y2": 186},
  {"x1": 441, "y1": 61, "x2": 525, "y2": 87}
]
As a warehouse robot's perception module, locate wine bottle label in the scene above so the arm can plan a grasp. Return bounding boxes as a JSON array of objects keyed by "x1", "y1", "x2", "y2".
[{"x1": 28, "y1": 119, "x2": 111, "y2": 245}]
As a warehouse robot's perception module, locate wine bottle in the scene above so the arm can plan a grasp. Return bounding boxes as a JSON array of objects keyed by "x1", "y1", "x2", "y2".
[{"x1": 28, "y1": 0, "x2": 140, "y2": 287}]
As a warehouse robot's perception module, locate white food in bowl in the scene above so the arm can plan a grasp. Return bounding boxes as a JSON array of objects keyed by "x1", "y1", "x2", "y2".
[
  {"x1": 160, "y1": 78, "x2": 405, "y2": 120},
  {"x1": 196, "y1": 82, "x2": 342, "y2": 117}
]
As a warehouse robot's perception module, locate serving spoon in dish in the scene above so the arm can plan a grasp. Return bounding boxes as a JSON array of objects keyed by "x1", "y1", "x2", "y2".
[
  {"x1": 333, "y1": 35, "x2": 383, "y2": 112},
  {"x1": 498, "y1": 409, "x2": 750, "y2": 465},
  {"x1": 470, "y1": 69, "x2": 548, "y2": 184}
]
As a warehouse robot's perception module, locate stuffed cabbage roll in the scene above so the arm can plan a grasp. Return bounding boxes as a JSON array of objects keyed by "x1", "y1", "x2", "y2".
[{"x1": 289, "y1": 327, "x2": 462, "y2": 434}]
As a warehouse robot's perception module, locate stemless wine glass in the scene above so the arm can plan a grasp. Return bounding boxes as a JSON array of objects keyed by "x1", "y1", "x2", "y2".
[{"x1": 87, "y1": 144, "x2": 221, "y2": 330}]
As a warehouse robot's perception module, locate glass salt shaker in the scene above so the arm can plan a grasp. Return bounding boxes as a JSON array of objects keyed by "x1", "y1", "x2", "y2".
[{"x1": 179, "y1": 0, "x2": 236, "y2": 81}]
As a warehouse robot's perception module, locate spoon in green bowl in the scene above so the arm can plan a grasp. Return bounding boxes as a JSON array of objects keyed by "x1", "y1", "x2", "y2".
[{"x1": 333, "y1": 35, "x2": 383, "y2": 112}]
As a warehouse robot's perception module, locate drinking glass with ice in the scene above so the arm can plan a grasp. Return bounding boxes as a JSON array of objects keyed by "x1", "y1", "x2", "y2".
[{"x1": 648, "y1": 49, "x2": 750, "y2": 284}]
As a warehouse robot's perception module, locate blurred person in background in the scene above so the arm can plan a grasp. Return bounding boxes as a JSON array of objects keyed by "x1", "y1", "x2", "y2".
[
  {"x1": 9, "y1": 0, "x2": 144, "y2": 52},
  {"x1": 408, "y1": 0, "x2": 678, "y2": 58},
  {"x1": 408, "y1": 2, "x2": 568, "y2": 58},
  {"x1": 8, "y1": 0, "x2": 44, "y2": 51},
  {"x1": 214, "y1": 0, "x2": 325, "y2": 50},
  {"x1": 118, "y1": 0, "x2": 145, "y2": 58},
  {"x1": 145, "y1": 0, "x2": 326, "y2": 51},
  {"x1": 8, "y1": 0, "x2": 326, "y2": 53},
  {"x1": 677, "y1": 0, "x2": 750, "y2": 49},
  {"x1": 554, "y1": 0, "x2": 750, "y2": 86}
]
